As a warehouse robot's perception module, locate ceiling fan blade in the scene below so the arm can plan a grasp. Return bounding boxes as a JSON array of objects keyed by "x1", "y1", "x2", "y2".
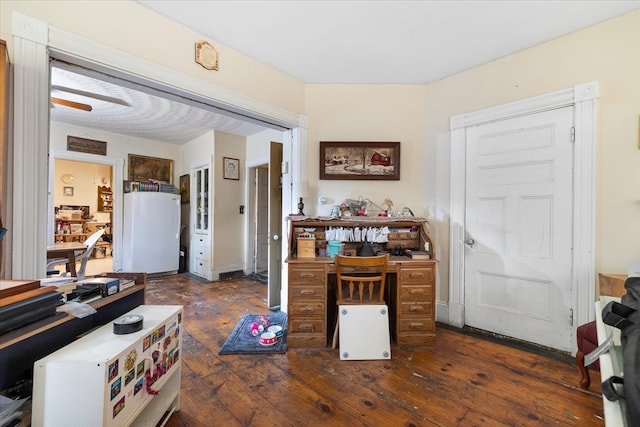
[
  {"x1": 51, "y1": 85, "x2": 130, "y2": 107},
  {"x1": 51, "y1": 97, "x2": 93, "y2": 112}
]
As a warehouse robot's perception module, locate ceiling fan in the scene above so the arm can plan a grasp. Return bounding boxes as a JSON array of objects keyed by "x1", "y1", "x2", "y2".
[{"x1": 50, "y1": 84, "x2": 131, "y2": 112}]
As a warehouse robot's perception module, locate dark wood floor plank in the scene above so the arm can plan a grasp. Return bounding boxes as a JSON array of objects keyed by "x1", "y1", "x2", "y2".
[{"x1": 143, "y1": 274, "x2": 604, "y2": 427}]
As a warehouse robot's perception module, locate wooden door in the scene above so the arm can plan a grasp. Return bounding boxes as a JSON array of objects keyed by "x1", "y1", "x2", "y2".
[{"x1": 268, "y1": 142, "x2": 283, "y2": 308}]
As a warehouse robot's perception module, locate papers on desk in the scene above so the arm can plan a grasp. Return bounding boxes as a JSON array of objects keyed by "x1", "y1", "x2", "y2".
[
  {"x1": 325, "y1": 226, "x2": 390, "y2": 243},
  {"x1": 58, "y1": 301, "x2": 97, "y2": 318},
  {"x1": 629, "y1": 263, "x2": 640, "y2": 278},
  {"x1": 40, "y1": 277, "x2": 77, "y2": 287}
]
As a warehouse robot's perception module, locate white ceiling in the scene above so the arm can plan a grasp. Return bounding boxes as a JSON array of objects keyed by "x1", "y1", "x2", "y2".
[
  {"x1": 50, "y1": 1, "x2": 640, "y2": 144},
  {"x1": 138, "y1": 0, "x2": 640, "y2": 84},
  {"x1": 50, "y1": 65, "x2": 270, "y2": 144}
]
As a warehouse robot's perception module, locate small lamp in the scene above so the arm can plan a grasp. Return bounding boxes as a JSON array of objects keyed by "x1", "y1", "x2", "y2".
[{"x1": 293, "y1": 180, "x2": 309, "y2": 215}]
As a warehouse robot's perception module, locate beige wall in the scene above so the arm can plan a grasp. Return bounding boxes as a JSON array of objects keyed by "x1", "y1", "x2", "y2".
[
  {"x1": 54, "y1": 158, "x2": 111, "y2": 217},
  {"x1": 2, "y1": 2, "x2": 638, "y2": 301},
  {"x1": 304, "y1": 11, "x2": 640, "y2": 302},
  {"x1": 51, "y1": 121, "x2": 183, "y2": 184},
  {"x1": 305, "y1": 84, "x2": 428, "y2": 216},
  {"x1": 213, "y1": 131, "x2": 246, "y2": 274},
  {"x1": 0, "y1": 0, "x2": 305, "y2": 114},
  {"x1": 423, "y1": 9, "x2": 640, "y2": 298}
]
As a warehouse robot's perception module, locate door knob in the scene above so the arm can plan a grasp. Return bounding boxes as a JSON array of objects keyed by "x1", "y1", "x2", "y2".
[
  {"x1": 273, "y1": 235, "x2": 279, "y2": 241},
  {"x1": 465, "y1": 238, "x2": 475, "y2": 247}
]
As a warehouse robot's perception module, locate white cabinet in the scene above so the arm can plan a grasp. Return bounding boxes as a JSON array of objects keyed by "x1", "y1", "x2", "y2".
[
  {"x1": 190, "y1": 165, "x2": 213, "y2": 280},
  {"x1": 32, "y1": 305, "x2": 183, "y2": 427},
  {"x1": 194, "y1": 166, "x2": 209, "y2": 234},
  {"x1": 192, "y1": 234, "x2": 211, "y2": 279}
]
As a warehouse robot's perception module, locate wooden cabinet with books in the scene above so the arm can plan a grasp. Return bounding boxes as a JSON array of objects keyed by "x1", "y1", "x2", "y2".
[{"x1": 97, "y1": 186, "x2": 113, "y2": 212}]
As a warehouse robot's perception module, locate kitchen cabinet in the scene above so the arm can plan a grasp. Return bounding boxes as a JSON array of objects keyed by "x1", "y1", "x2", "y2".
[{"x1": 98, "y1": 185, "x2": 113, "y2": 212}]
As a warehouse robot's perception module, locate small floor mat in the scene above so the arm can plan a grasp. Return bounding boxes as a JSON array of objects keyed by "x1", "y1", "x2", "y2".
[{"x1": 218, "y1": 313, "x2": 287, "y2": 355}]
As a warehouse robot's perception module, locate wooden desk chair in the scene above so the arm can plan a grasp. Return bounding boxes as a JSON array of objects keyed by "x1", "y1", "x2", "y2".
[{"x1": 332, "y1": 253, "x2": 389, "y2": 350}]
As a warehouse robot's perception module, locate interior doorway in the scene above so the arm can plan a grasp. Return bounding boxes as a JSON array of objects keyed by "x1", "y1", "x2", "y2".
[
  {"x1": 254, "y1": 165, "x2": 269, "y2": 278},
  {"x1": 448, "y1": 82, "x2": 598, "y2": 353},
  {"x1": 247, "y1": 141, "x2": 283, "y2": 309},
  {"x1": 50, "y1": 158, "x2": 114, "y2": 276}
]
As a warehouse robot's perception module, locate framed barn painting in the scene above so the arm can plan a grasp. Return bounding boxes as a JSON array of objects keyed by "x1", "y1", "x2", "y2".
[{"x1": 319, "y1": 141, "x2": 400, "y2": 180}]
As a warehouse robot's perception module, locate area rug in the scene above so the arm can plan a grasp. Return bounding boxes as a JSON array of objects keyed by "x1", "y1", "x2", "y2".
[{"x1": 218, "y1": 313, "x2": 288, "y2": 355}]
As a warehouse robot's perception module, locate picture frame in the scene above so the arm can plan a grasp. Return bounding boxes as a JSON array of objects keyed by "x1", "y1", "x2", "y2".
[
  {"x1": 223, "y1": 157, "x2": 240, "y2": 180},
  {"x1": 179, "y1": 174, "x2": 190, "y2": 204},
  {"x1": 319, "y1": 141, "x2": 401, "y2": 180},
  {"x1": 63, "y1": 186, "x2": 74, "y2": 196},
  {"x1": 128, "y1": 154, "x2": 174, "y2": 184}
]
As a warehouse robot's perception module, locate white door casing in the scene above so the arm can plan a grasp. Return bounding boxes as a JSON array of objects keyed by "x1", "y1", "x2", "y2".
[
  {"x1": 464, "y1": 107, "x2": 574, "y2": 351},
  {"x1": 49, "y1": 150, "x2": 123, "y2": 271},
  {"x1": 11, "y1": 12, "x2": 305, "y2": 283},
  {"x1": 449, "y1": 82, "x2": 598, "y2": 353}
]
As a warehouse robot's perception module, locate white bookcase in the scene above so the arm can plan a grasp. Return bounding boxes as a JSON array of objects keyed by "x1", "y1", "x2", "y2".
[{"x1": 32, "y1": 305, "x2": 183, "y2": 427}]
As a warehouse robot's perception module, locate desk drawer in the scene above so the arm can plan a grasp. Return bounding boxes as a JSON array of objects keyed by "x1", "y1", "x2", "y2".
[
  {"x1": 289, "y1": 318, "x2": 325, "y2": 334},
  {"x1": 338, "y1": 265, "x2": 380, "y2": 274},
  {"x1": 399, "y1": 284, "x2": 433, "y2": 301},
  {"x1": 289, "y1": 267, "x2": 326, "y2": 284},
  {"x1": 400, "y1": 267, "x2": 434, "y2": 284},
  {"x1": 289, "y1": 301, "x2": 325, "y2": 318},
  {"x1": 398, "y1": 317, "x2": 435, "y2": 333},
  {"x1": 193, "y1": 259, "x2": 210, "y2": 277},
  {"x1": 290, "y1": 284, "x2": 325, "y2": 300},
  {"x1": 398, "y1": 301, "x2": 433, "y2": 317}
]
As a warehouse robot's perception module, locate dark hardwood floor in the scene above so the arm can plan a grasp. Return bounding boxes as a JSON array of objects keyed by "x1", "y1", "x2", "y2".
[{"x1": 144, "y1": 274, "x2": 604, "y2": 426}]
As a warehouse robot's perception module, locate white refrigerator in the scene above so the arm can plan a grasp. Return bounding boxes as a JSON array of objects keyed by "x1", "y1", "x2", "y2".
[{"x1": 122, "y1": 192, "x2": 181, "y2": 274}]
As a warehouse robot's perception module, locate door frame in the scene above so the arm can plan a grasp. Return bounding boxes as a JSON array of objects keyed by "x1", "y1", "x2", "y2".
[
  {"x1": 448, "y1": 82, "x2": 599, "y2": 346},
  {"x1": 10, "y1": 12, "x2": 305, "y2": 282},
  {"x1": 49, "y1": 150, "x2": 123, "y2": 270}
]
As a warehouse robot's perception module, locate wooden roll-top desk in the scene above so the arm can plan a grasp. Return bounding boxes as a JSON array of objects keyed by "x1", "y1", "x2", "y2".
[{"x1": 286, "y1": 216, "x2": 437, "y2": 348}]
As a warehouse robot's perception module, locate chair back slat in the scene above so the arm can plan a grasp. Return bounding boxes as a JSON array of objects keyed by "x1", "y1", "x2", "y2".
[{"x1": 335, "y1": 254, "x2": 389, "y2": 304}]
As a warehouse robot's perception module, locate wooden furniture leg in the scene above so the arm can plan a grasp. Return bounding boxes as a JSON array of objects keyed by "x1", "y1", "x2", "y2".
[
  {"x1": 66, "y1": 251, "x2": 77, "y2": 277},
  {"x1": 332, "y1": 316, "x2": 339, "y2": 349},
  {"x1": 576, "y1": 349, "x2": 590, "y2": 389}
]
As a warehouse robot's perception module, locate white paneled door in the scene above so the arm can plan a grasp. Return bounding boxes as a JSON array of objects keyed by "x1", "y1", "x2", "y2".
[{"x1": 464, "y1": 106, "x2": 574, "y2": 351}]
